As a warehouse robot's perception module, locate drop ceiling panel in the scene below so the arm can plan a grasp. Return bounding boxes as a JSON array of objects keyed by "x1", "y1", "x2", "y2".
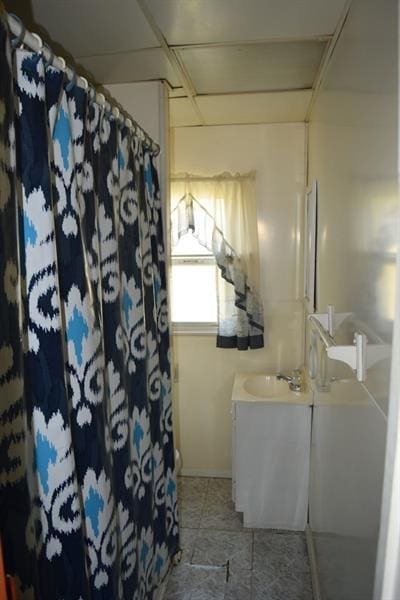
[
  {"x1": 31, "y1": 0, "x2": 159, "y2": 57},
  {"x1": 170, "y1": 98, "x2": 203, "y2": 127},
  {"x1": 195, "y1": 91, "x2": 312, "y2": 125},
  {"x1": 77, "y1": 49, "x2": 181, "y2": 86},
  {"x1": 145, "y1": 0, "x2": 348, "y2": 45},
  {"x1": 178, "y1": 41, "x2": 325, "y2": 94}
]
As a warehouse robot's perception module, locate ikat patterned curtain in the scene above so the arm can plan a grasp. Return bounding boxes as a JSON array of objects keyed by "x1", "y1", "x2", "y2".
[{"x1": 0, "y1": 13, "x2": 178, "y2": 600}]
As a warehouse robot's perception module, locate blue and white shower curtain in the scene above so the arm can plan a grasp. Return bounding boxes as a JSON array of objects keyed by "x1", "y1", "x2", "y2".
[{"x1": 0, "y1": 13, "x2": 178, "y2": 600}]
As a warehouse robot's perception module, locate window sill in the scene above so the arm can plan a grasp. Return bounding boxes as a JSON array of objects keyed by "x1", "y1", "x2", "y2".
[{"x1": 172, "y1": 322, "x2": 217, "y2": 335}]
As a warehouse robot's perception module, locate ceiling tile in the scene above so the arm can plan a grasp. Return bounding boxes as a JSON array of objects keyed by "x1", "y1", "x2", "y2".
[
  {"x1": 31, "y1": 0, "x2": 159, "y2": 56},
  {"x1": 178, "y1": 41, "x2": 325, "y2": 94},
  {"x1": 144, "y1": 0, "x2": 348, "y2": 45},
  {"x1": 195, "y1": 91, "x2": 312, "y2": 125},
  {"x1": 76, "y1": 49, "x2": 181, "y2": 86},
  {"x1": 170, "y1": 98, "x2": 203, "y2": 127}
]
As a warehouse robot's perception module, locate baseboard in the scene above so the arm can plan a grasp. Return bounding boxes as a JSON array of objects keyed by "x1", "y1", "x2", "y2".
[
  {"x1": 180, "y1": 468, "x2": 231, "y2": 478},
  {"x1": 306, "y1": 525, "x2": 322, "y2": 600}
]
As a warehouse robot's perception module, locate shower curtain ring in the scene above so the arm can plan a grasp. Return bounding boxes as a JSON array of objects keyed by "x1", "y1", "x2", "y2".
[
  {"x1": 43, "y1": 43, "x2": 55, "y2": 68},
  {"x1": 66, "y1": 70, "x2": 77, "y2": 92},
  {"x1": 79, "y1": 76, "x2": 89, "y2": 90},
  {"x1": 57, "y1": 56, "x2": 66, "y2": 72},
  {"x1": 9, "y1": 14, "x2": 26, "y2": 48},
  {"x1": 31, "y1": 32, "x2": 43, "y2": 51}
]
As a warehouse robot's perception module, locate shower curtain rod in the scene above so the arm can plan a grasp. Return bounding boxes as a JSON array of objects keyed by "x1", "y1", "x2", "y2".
[{"x1": 6, "y1": 12, "x2": 160, "y2": 156}]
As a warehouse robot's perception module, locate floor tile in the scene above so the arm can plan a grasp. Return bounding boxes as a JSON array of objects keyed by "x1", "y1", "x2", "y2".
[
  {"x1": 170, "y1": 477, "x2": 314, "y2": 600},
  {"x1": 178, "y1": 527, "x2": 199, "y2": 563},
  {"x1": 200, "y1": 502, "x2": 244, "y2": 531},
  {"x1": 224, "y1": 568, "x2": 252, "y2": 600},
  {"x1": 252, "y1": 568, "x2": 313, "y2": 600},
  {"x1": 178, "y1": 477, "x2": 209, "y2": 528},
  {"x1": 178, "y1": 476, "x2": 209, "y2": 500},
  {"x1": 164, "y1": 563, "x2": 226, "y2": 600},
  {"x1": 207, "y1": 478, "x2": 233, "y2": 501},
  {"x1": 253, "y1": 531, "x2": 310, "y2": 574},
  {"x1": 201, "y1": 479, "x2": 243, "y2": 531},
  {"x1": 179, "y1": 504, "x2": 204, "y2": 528},
  {"x1": 192, "y1": 529, "x2": 253, "y2": 570}
]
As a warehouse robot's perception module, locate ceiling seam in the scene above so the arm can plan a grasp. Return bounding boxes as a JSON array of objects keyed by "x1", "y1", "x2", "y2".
[
  {"x1": 101, "y1": 77, "x2": 176, "y2": 89},
  {"x1": 74, "y1": 46, "x2": 162, "y2": 59},
  {"x1": 136, "y1": 0, "x2": 205, "y2": 126},
  {"x1": 305, "y1": 0, "x2": 353, "y2": 122},
  {"x1": 170, "y1": 120, "x2": 306, "y2": 129},
  {"x1": 74, "y1": 33, "x2": 332, "y2": 60},
  {"x1": 172, "y1": 35, "x2": 332, "y2": 51},
  {"x1": 193, "y1": 87, "x2": 313, "y2": 97},
  {"x1": 170, "y1": 49, "x2": 197, "y2": 97}
]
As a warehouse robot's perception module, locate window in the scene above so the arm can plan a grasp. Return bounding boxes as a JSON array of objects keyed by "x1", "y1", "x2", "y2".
[
  {"x1": 170, "y1": 230, "x2": 218, "y2": 327},
  {"x1": 170, "y1": 173, "x2": 264, "y2": 348}
]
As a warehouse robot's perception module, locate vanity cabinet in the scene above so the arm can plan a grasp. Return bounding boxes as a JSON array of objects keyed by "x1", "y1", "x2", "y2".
[{"x1": 232, "y1": 396, "x2": 311, "y2": 530}]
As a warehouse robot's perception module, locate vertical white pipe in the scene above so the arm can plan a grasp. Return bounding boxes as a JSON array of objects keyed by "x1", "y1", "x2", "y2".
[{"x1": 327, "y1": 304, "x2": 335, "y2": 337}]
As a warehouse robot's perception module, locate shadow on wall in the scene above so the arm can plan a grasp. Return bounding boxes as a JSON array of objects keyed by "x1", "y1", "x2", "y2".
[{"x1": 3, "y1": 0, "x2": 34, "y2": 26}]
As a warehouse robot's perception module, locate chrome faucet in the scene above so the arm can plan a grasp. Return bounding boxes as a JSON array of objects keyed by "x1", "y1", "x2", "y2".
[{"x1": 277, "y1": 370, "x2": 303, "y2": 392}]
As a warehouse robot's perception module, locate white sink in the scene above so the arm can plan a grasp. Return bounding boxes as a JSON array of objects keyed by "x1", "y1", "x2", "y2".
[
  {"x1": 232, "y1": 373, "x2": 311, "y2": 405},
  {"x1": 243, "y1": 375, "x2": 289, "y2": 398}
]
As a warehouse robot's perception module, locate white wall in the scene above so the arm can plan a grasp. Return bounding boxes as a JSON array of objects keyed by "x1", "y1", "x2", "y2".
[
  {"x1": 105, "y1": 81, "x2": 165, "y2": 144},
  {"x1": 105, "y1": 81, "x2": 170, "y2": 213},
  {"x1": 307, "y1": 0, "x2": 398, "y2": 597},
  {"x1": 171, "y1": 123, "x2": 306, "y2": 476}
]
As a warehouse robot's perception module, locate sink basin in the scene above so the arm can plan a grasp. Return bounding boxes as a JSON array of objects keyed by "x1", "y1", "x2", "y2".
[
  {"x1": 232, "y1": 373, "x2": 311, "y2": 405},
  {"x1": 243, "y1": 375, "x2": 289, "y2": 398}
]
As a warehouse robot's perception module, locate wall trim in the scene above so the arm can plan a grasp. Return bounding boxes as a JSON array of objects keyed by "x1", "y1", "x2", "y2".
[
  {"x1": 306, "y1": 525, "x2": 322, "y2": 600},
  {"x1": 180, "y1": 468, "x2": 231, "y2": 479},
  {"x1": 172, "y1": 322, "x2": 217, "y2": 335},
  {"x1": 305, "y1": 0, "x2": 352, "y2": 122}
]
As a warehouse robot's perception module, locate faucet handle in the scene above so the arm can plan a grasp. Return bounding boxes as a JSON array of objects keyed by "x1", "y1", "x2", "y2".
[{"x1": 291, "y1": 369, "x2": 303, "y2": 390}]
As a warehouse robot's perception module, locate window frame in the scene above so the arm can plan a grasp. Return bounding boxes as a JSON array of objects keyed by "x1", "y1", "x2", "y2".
[{"x1": 170, "y1": 252, "x2": 218, "y2": 334}]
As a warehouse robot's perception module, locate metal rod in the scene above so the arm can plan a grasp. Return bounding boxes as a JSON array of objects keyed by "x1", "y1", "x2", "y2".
[
  {"x1": 309, "y1": 315, "x2": 336, "y2": 349},
  {"x1": 6, "y1": 12, "x2": 160, "y2": 155}
]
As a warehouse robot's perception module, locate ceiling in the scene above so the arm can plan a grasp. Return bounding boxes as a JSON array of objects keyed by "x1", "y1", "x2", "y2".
[{"x1": 9, "y1": 0, "x2": 349, "y2": 126}]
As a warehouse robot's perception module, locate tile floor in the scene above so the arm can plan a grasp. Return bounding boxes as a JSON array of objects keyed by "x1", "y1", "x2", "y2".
[{"x1": 163, "y1": 477, "x2": 313, "y2": 600}]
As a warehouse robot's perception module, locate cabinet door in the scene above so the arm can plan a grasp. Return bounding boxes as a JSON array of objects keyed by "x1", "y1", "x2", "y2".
[{"x1": 235, "y1": 401, "x2": 311, "y2": 530}]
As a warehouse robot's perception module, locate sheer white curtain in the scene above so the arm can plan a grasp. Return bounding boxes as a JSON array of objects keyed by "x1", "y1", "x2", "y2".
[{"x1": 171, "y1": 172, "x2": 264, "y2": 350}]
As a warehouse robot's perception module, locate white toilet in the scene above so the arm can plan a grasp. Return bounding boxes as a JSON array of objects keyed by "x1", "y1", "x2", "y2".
[{"x1": 175, "y1": 448, "x2": 182, "y2": 474}]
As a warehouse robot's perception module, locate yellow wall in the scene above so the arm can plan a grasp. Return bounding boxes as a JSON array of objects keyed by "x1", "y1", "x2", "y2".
[
  {"x1": 306, "y1": 0, "x2": 397, "y2": 595},
  {"x1": 170, "y1": 122, "x2": 306, "y2": 476}
]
